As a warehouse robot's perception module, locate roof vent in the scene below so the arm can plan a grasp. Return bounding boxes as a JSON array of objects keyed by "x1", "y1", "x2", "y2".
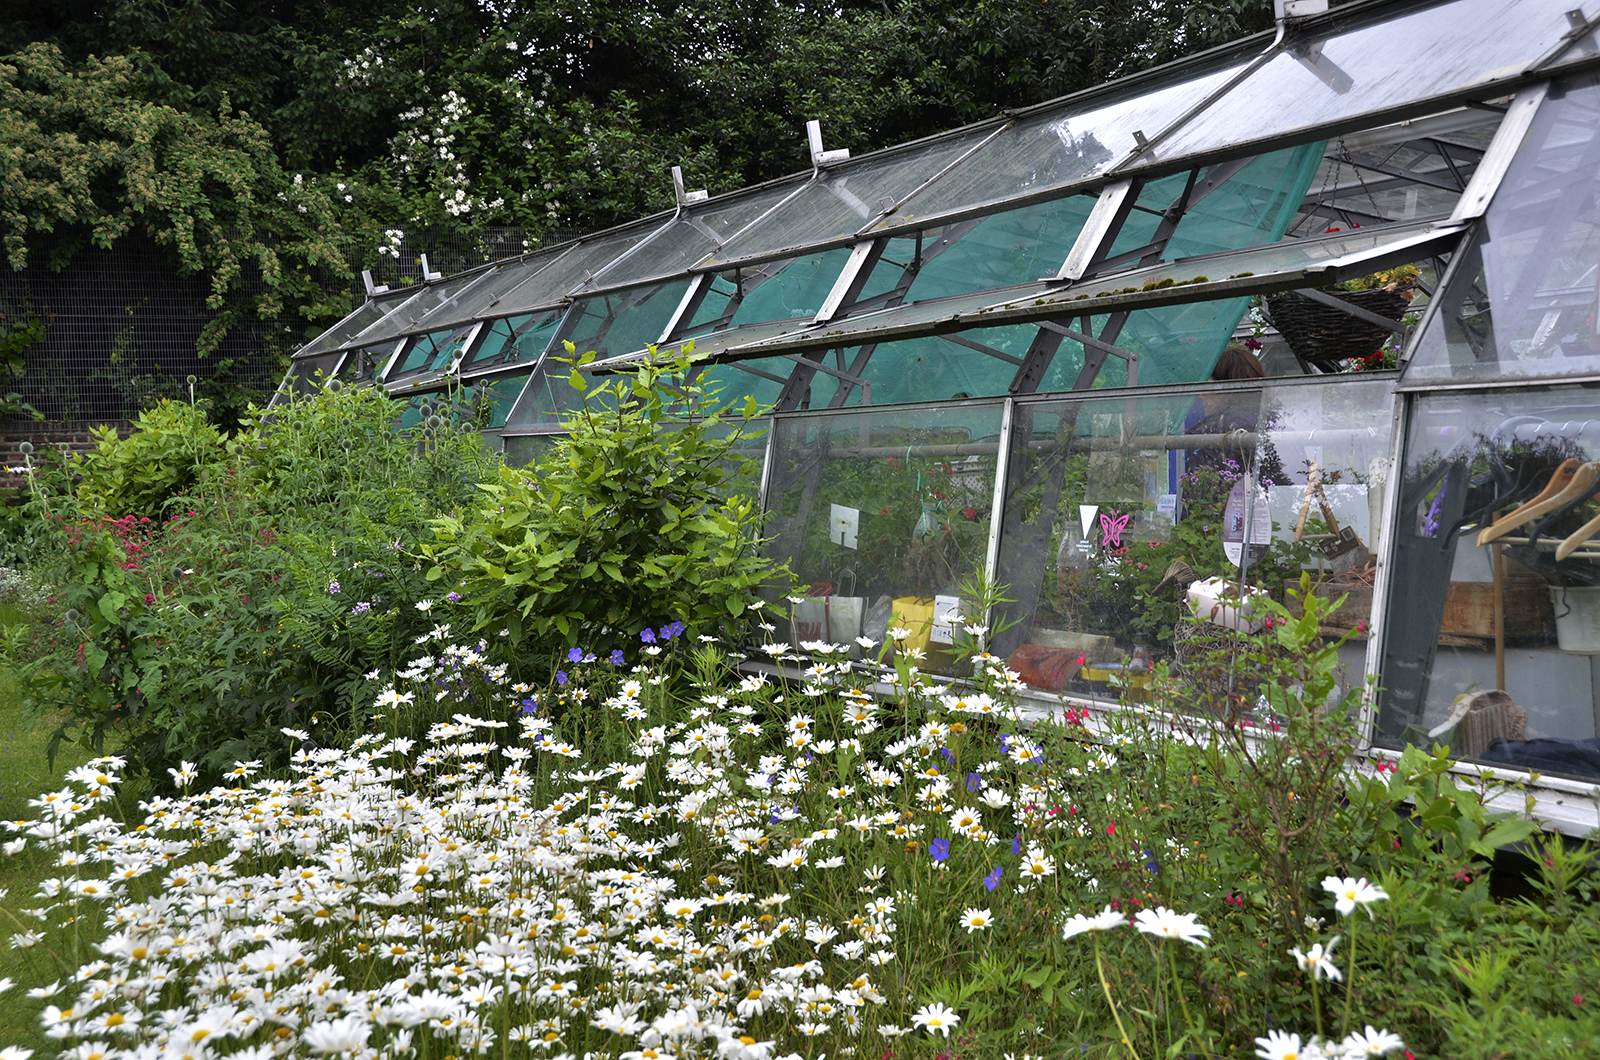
[
  {"x1": 1276, "y1": 0, "x2": 1329, "y2": 19},
  {"x1": 672, "y1": 166, "x2": 709, "y2": 205},
  {"x1": 807, "y1": 120, "x2": 851, "y2": 167}
]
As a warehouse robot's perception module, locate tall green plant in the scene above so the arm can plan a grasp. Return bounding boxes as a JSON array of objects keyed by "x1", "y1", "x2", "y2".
[{"x1": 424, "y1": 344, "x2": 783, "y2": 653}]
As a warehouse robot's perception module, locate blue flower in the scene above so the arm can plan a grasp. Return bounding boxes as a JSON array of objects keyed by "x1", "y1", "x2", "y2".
[
  {"x1": 520, "y1": 697, "x2": 538, "y2": 713},
  {"x1": 555, "y1": 670, "x2": 569, "y2": 685},
  {"x1": 929, "y1": 837, "x2": 950, "y2": 862},
  {"x1": 610, "y1": 649, "x2": 626, "y2": 665},
  {"x1": 983, "y1": 866, "x2": 1003, "y2": 892},
  {"x1": 327, "y1": 580, "x2": 341, "y2": 595},
  {"x1": 640, "y1": 628, "x2": 657, "y2": 644},
  {"x1": 966, "y1": 772, "x2": 982, "y2": 792},
  {"x1": 567, "y1": 647, "x2": 584, "y2": 663},
  {"x1": 1013, "y1": 832, "x2": 1023, "y2": 856},
  {"x1": 939, "y1": 747, "x2": 954, "y2": 764}
]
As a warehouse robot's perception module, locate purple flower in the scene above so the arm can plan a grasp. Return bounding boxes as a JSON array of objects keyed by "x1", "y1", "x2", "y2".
[
  {"x1": 610, "y1": 649, "x2": 625, "y2": 665},
  {"x1": 640, "y1": 628, "x2": 657, "y2": 644},
  {"x1": 555, "y1": 670, "x2": 569, "y2": 685},
  {"x1": 983, "y1": 866, "x2": 1003, "y2": 892},
  {"x1": 350, "y1": 601, "x2": 371, "y2": 616},
  {"x1": 446, "y1": 591, "x2": 461, "y2": 603},
  {"x1": 327, "y1": 581, "x2": 341, "y2": 595},
  {"x1": 568, "y1": 647, "x2": 584, "y2": 663},
  {"x1": 1013, "y1": 832, "x2": 1023, "y2": 856},
  {"x1": 966, "y1": 772, "x2": 982, "y2": 792},
  {"x1": 929, "y1": 838, "x2": 950, "y2": 862},
  {"x1": 520, "y1": 697, "x2": 538, "y2": 713}
]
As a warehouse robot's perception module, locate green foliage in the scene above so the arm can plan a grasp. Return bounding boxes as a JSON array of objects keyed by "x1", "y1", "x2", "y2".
[
  {"x1": 0, "y1": 303, "x2": 44, "y2": 420},
  {"x1": 23, "y1": 381, "x2": 502, "y2": 784},
  {"x1": 424, "y1": 344, "x2": 782, "y2": 653},
  {"x1": 0, "y1": 43, "x2": 394, "y2": 350},
  {"x1": 72, "y1": 399, "x2": 227, "y2": 521}
]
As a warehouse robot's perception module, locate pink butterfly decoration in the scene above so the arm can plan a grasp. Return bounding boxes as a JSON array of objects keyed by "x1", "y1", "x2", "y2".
[{"x1": 1099, "y1": 511, "x2": 1131, "y2": 549}]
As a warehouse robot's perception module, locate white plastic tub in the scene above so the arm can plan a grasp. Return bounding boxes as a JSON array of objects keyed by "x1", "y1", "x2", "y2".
[{"x1": 1550, "y1": 586, "x2": 1600, "y2": 653}]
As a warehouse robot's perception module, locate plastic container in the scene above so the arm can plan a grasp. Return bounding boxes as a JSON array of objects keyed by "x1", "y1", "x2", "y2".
[
  {"x1": 889, "y1": 597, "x2": 936, "y2": 653},
  {"x1": 1550, "y1": 586, "x2": 1600, "y2": 653},
  {"x1": 791, "y1": 595, "x2": 864, "y2": 648},
  {"x1": 1186, "y1": 577, "x2": 1268, "y2": 633}
]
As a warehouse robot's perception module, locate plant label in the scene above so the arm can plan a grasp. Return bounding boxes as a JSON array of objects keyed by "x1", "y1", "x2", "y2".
[
  {"x1": 930, "y1": 594, "x2": 962, "y2": 644},
  {"x1": 829, "y1": 504, "x2": 859, "y2": 549}
]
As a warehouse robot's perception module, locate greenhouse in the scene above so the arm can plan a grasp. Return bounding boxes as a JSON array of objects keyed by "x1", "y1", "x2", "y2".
[{"x1": 286, "y1": 0, "x2": 1600, "y2": 831}]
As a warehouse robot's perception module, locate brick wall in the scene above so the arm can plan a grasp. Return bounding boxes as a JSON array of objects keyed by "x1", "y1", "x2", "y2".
[{"x1": 0, "y1": 420, "x2": 132, "y2": 491}]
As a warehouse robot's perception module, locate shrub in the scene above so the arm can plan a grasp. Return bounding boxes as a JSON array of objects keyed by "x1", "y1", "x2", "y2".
[
  {"x1": 73, "y1": 399, "x2": 228, "y2": 521},
  {"x1": 423, "y1": 345, "x2": 782, "y2": 655},
  {"x1": 24, "y1": 381, "x2": 502, "y2": 783}
]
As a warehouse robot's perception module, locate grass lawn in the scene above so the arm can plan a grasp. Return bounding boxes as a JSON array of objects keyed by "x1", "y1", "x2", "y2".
[{"x1": 0, "y1": 662, "x2": 94, "y2": 1054}]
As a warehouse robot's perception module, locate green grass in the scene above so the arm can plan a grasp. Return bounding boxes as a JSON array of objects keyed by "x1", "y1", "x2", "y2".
[{"x1": 0, "y1": 663, "x2": 94, "y2": 1052}]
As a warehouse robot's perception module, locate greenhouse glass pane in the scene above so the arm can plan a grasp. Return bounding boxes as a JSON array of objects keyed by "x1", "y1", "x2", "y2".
[
  {"x1": 342, "y1": 275, "x2": 485, "y2": 348},
  {"x1": 988, "y1": 379, "x2": 1393, "y2": 687},
  {"x1": 564, "y1": 279, "x2": 695, "y2": 360},
  {"x1": 493, "y1": 222, "x2": 668, "y2": 316},
  {"x1": 1157, "y1": 0, "x2": 1587, "y2": 164},
  {"x1": 388, "y1": 323, "x2": 476, "y2": 380},
  {"x1": 1403, "y1": 73, "x2": 1600, "y2": 384},
  {"x1": 504, "y1": 361, "x2": 585, "y2": 431},
  {"x1": 411, "y1": 259, "x2": 556, "y2": 332},
  {"x1": 463, "y1": 313, "x2": 562, "y2": 373},
  {"x1": 1375, "y1": 386, "x2": 1600, "y2": 781},
  {"x1": 682, "y1": 274, "x2": 743, "y2": 333},
  {"x1": 853, "y1": 333, "x2": 1029, "y2": 406},
  {"x1": 885, "y1": 64, "x2": 1247, "y2": 227},
  {"x1": 704, "y1": 130, "x2": 996, "y2": 267},
  {"x1": 762, "y1": 402, "x2": 1006, "y2": 672},
  {"x1": 580, "y1": 180, "x2": 807, "y2": 291},
  {"x1": 719, "y1": 217, "x2": 1457, "y2": 371},
  {"x1": 727, "y1": 249, "x2": 853, "y2": 326},
  {"x1": 283, "y1": 353, "x2": 343, "y2": 395},
  {"x1": 296, "y1": 299, "x2": 404, "y2": 358},
  {"x1": 695, "y1": 356, "x2": 804, "y2": 412},
  {"x1": 900, "y1": 197, "x2": 1098, "y2": 303},
  {"x1": 478, "y1": 372, "x2": 533, "y2": 429}
]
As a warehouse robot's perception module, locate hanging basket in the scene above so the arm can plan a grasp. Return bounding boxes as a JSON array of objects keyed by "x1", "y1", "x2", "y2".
[{"x1": 1265, "y1": 287, "x2": 1411, "y2": 371}]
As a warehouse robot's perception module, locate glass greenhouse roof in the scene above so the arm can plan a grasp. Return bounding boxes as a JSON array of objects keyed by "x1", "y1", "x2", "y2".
[{"x1": 287, "y1": 0, "x2": 1600, "y2": 422}]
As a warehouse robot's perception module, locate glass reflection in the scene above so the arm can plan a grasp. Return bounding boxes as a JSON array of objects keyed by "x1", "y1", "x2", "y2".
[
  {"x1": 1404, "y1": 73, "x2": 1600, "y2": 383},
  {"x1": 1377, "y1": 387, "x2": 1600, "y2": 780}
]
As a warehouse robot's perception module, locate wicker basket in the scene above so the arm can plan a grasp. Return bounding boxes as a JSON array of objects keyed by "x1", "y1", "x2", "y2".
[{"x1": 1265, "y1": 287, "x2": 1410, "y2": 371}]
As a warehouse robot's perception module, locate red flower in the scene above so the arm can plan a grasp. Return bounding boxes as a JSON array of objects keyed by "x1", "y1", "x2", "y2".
[
  {"x1": 1106, "y1": 823, "x2": 1116, "y2": 836},
  {"x1": 1574, "y1": 993, "x2": 1583, "y2": 1006},
  {"x1": 143, "y1": 593, "x2": 155, "y2": 605}
]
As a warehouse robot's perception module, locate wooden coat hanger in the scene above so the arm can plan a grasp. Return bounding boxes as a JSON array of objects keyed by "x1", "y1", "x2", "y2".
[
  {"x1": 1476, "y1": 458, "x2": 1588, "y2": 546},
  {"x1": 1556, "y1": 506, "x2": 1600, "y2": 560}
]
